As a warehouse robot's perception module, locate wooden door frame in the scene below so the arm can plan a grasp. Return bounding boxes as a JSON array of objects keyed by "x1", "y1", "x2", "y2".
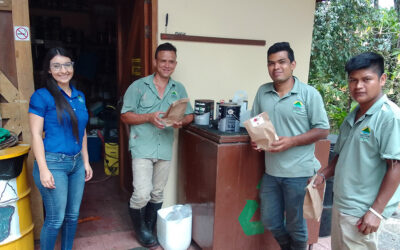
[
  {"x1": 0, "y1": 0, "x2": 42, "y2": 238},
  {"x1": 116, "y1": 0, "x2": 158, "y2": 193}
]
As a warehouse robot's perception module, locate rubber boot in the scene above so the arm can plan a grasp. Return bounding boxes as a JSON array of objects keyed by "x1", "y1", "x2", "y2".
[
  {"x1": 279, "y1": 242, "x2": 291, "y2": 250},
  {"x1": 145, "y1": 202, "x2": 163, "y2": 233},
  {"x1": 128, "y1": 204, "x2": 157, "y2": 247},
  {"x1": 290, "y1": 240, "x2": 308, "y2": 250},
  {"x1": 276, "y1": 235, "x2": 291, "y2": 250}
]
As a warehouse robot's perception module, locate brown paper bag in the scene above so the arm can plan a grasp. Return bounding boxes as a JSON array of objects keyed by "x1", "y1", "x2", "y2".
[
  {"x1": 161, "y1": 98, "x2": 190, "y2": 127},
  {"x1": 243, "y1": 112, "x2": 279, "y2": 151},
  {"x1": 303, "y1": 175, "x2": 326, "y2": 221}
]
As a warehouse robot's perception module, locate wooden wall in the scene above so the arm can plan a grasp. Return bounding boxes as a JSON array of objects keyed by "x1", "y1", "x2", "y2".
[{"x1": 0, "y1": 0, "x2": 42, "y2": 238}]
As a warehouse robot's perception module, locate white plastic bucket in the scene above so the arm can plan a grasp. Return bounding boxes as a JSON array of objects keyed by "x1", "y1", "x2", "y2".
[{"x1": 157, "y1": 205, "x2": 192, "y2": 250}]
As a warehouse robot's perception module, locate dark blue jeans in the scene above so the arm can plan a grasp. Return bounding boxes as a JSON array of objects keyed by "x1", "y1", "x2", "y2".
[
  {"x1": 33, "y1": 152, "x2": 85, "y2": 250},
  {"x1": 260, "y1": 173, "x2": 309, "y2": 244}
]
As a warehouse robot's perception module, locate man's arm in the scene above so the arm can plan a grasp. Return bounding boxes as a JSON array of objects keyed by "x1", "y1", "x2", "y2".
[
  {"x1": 312, "y1": 154, "x2": 339, "y2": 187},
  {"x1": 181, "y1": 114, "x2": 194, "y2": 126},
  {"x1": 268, "y1": 128, "x2": 329, "y2": 153},
  {"x1": 372, "y1": 159, "x2": 400, "y2": 213},
  {"x1": 357, "y1": 159, "x2": 400, "y2": 235},
  {"x1": 121, "y1": 111, "x2": 165, "y2": 129}
]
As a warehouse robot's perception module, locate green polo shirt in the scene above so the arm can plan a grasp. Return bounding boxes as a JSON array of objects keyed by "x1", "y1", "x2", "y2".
[
  {"x1": 251, "y1": 77, "x2": 330, "y2": 177},
  {"x1": 121, "y1": 74, "x2": 193, "y2": 160},
  {"x1": 333, "y1": 95, "x2": 400, "y2": 218}
]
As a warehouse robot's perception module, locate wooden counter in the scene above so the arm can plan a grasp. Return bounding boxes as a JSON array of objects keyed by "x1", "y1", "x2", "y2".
[{"x1": 178, "y1": 124, "x2": 330, "y2": 250}]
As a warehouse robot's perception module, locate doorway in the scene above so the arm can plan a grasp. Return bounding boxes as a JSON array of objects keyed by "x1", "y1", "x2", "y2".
[
  {"x1": 28, "y1": 0, "x2": 157, "y2": 242},
  {"x1": 29, "y1": 0, "x2": 156, "y2": 191}
]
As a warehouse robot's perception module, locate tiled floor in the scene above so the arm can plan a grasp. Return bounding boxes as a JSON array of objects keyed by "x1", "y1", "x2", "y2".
[
  {"x1": 34, "y1": 162, "x2": 331, "y2": 250},
  {"x1": 34, "y1": 162, "x2": 200, "y2": 250},
  {"x1": 312, "y1": 237, "x2": 331, "y2": 250},
  {"x1": 76, "y1": 167, "x2": 132, "y2": 238}
]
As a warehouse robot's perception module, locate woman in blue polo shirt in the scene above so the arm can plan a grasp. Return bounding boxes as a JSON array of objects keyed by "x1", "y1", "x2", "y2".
[{"x1": 29, "y1": 47, "x2": 92, "y2": 250}]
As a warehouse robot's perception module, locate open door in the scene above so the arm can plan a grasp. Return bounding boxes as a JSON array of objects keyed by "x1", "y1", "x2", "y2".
[{"x1": 116, "y1": 0, "x2": 158, "y2": 193}]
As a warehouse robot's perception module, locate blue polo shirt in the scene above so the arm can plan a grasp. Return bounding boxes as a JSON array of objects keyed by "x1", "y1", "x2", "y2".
[{"x1": 29, "y1": 86, "x2": 88, "y2": 155}]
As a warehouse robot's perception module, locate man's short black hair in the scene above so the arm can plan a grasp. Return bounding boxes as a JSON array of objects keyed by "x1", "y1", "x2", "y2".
[
  {"x1": 345, "y1": 52, "x2": 384, "y2": 77},
  {"x1": 155, "y1": 42, "x2": 177, "y2": 59},
  {"x1": 267, "y1": 42, "x2": 295, "y2": 62}
]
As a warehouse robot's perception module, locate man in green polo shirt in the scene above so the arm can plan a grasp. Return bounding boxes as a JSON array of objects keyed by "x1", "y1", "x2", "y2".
[
  {"x1": 251, "y1": 42, "x2": 330, "y2": 250},
  {"x1": 121, "y1": 42, "x2": 193, "y2": 247},
  {"x1": 314, "y1": 52, "x2": 400, "y2": 250}
]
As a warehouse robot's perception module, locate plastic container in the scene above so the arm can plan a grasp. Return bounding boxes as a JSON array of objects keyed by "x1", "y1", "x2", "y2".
[
  {"x1": 104, "y1": 143, "x2": 119, "y2": 176},
  {"x1": 157, "y1": 205, "x2": 192, "y2": 250},
  {"x1": 0, "y1": 144, "x2": 34, "y2": 250}
]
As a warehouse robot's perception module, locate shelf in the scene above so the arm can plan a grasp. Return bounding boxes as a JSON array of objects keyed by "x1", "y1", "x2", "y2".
[
  {"x1": 185, "y1": 124, "x2": 250, "y2": 144},
  {"x1": 31, "y1": 39, "x2": 79, "y2": 46},
  {"x1": 29, "y1": 7, "x2": 90, "y2": 15},
  {"x1": 31, "y1": 39, "x2": 116, "y2": 49},
  {"x1": 160, "y1": 33, "x2": 266, "y2": 46}
]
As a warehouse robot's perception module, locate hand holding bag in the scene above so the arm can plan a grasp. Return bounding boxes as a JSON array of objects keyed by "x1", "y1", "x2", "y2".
[{"x1": 303, "y1": 175, "x2": 326, "y2": 221}]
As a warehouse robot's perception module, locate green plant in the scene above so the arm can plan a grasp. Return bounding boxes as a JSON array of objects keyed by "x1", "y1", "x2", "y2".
[{"x1": 309, "y1": 0, "x2": 400, "y2": 133}]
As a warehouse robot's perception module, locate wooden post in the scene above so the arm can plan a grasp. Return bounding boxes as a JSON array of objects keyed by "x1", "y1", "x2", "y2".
[{"x1": 0, "y1": 0, "x2": 42, "y2": 239}]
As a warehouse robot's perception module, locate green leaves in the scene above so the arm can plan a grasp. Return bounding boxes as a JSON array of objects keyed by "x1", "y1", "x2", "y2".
[{"x1": 309, "y1": 0, "x2": 400, "y2": 132}]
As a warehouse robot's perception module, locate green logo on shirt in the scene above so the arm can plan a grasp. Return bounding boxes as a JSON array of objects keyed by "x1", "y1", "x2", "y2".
[
  {"x1": 293, "y1": 101, "x2": 303, "y2": 107},
  {"x1": 171, "y1": 91, "x2": 177, "y2": 96},
  {"x1": 77, "y1": 95, "x2": 84, "y2": 103},
  {"x1": 361, "y1": 127, "x2": 370, "y2": 134},
  {"x1": 360, "y1": 126, "x2": 371, "y2": 142},
  {"x1": 293, "y1": 100, "x2": 305, "y2": 114}
]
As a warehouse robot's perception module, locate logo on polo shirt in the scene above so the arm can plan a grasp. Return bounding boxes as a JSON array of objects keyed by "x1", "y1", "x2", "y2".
[
  {"x1": 293, "y1": 100, "x2": 305, "y2": 114},
  {"x1": 77, "y1": 95, "x2": 84, "y2": 103},
  {"x1": 294, "y1": 101, "x2": 303, "y2": 107},
  {"x1": 360, "y1": 126, "x2": 371, "y2": 142}
]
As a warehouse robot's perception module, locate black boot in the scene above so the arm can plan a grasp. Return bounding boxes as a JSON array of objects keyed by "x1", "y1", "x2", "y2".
[
  {"x1": 279, "y1": 242, "x2": 291, "y2": 250},
  {"x1": 276, "y1": 235, "x2": 291, "y2": 250},
  {"x1": 145, "y1": 202, "x2": 163, "y2": 233},
  {"x1": 290, "y1": 240, "x2": 308, "y2": 250},
  {"x1": 128, "y1": 204, "x2": 157, "y2": 247}
]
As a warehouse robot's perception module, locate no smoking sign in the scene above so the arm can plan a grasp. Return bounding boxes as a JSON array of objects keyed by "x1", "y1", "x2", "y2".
[{"x1": 14, "y1": 26, "x2": 30, "y2": 41}]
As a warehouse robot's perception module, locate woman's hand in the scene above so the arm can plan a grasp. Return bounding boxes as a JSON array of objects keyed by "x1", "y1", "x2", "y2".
[
  {"x1": 85, "y1": 163, "x2": 93, "y2": 181},
  {"x1": 40, "y1": 168, "x2": 55, "y2": 189}
]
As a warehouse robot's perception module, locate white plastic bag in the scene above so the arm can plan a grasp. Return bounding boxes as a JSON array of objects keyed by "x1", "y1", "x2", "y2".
[{"x1": 157, "y1": 204, "x2": 192, "y2": 250}]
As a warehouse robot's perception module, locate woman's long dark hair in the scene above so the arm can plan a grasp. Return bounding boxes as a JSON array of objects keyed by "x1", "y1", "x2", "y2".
[{"x1": 42, "y1": 47, "x2": 79, "y2": 142}]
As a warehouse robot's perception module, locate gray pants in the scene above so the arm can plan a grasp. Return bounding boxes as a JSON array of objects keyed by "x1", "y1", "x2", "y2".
[{"x1": 129, "y1": 158, "x2": 170, "y2": 209}]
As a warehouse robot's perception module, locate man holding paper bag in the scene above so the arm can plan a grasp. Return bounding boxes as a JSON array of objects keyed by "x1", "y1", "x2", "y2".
[
  {"x1": 313, "y1": 52, "x2": 400, "y2": 250},
  {"x1": 250, "y1": 42, "x2": 329, "y2": 250},
  {"x1": 121, "y1": 43, "x2": 193, "y2": 247}
]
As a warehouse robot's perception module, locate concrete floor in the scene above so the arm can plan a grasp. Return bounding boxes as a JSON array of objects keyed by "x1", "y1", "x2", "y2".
[
  {"x1": 34, "y1": 162, "x2": 202, "y2": 250},
  {"x1": 34, "y1": 161, "x2": 399, "y2": 250},
  {"x1": 378, "y1": 212, "x2": 400, "y2": 250}
]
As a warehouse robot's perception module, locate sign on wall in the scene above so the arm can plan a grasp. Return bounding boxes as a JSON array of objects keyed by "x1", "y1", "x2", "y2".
[{"x1": 14, "y1": 26, "x2": 30, "y2": 41}]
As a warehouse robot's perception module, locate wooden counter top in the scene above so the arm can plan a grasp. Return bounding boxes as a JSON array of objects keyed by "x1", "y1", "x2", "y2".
[{"x1": 184, "y1": 123, "x2": 250, "y2": 144}]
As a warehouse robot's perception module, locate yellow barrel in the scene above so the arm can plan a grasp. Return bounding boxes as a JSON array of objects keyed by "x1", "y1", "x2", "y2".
[
  {"x1": 104, "y1": 142, "x2": 119, "y2": 176},
  {"x1": 0, "y1": 144, "x2": 34, "y2": 250}
]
